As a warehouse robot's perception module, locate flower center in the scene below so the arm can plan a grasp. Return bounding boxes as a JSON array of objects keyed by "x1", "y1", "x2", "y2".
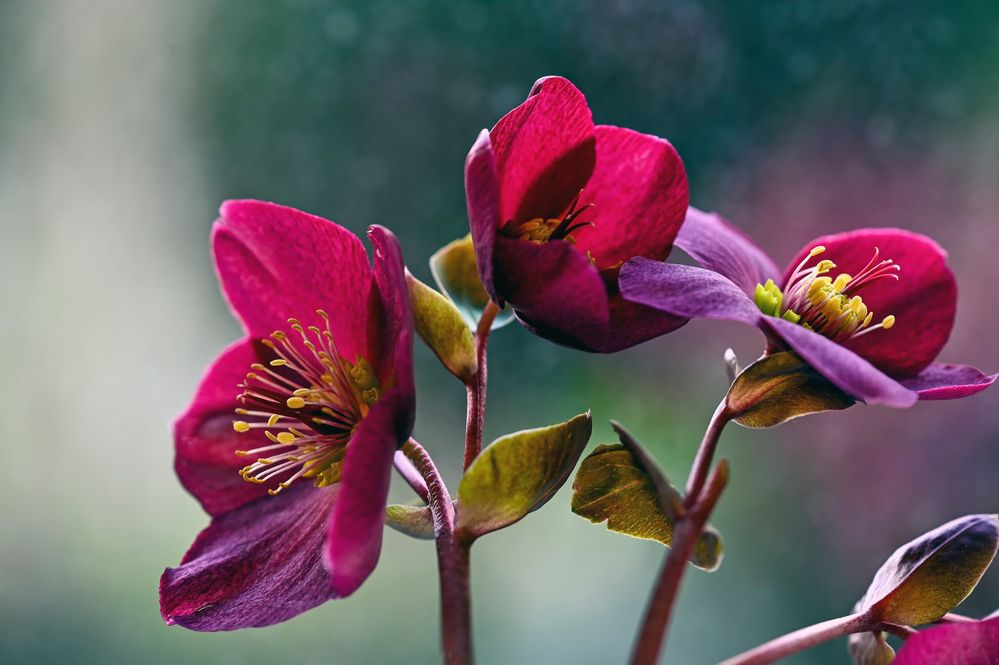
[
  {"x1": 501, "y1": 191, "x2": 595, "y2": 245},
  {"x1": 231, "y1": 309, "x2": 381, "y2": 495},
  {"x1": 754, "y1": 245, "x2": 901, "y2": 343}
]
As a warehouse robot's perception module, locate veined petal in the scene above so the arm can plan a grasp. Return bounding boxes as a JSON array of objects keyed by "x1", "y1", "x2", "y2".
[
  {"x1": 619, "y1": 259, "x2": 763, "y2": 324},
  {"x1": 465, "y1": 130, "x2": 502, "y2": 300},
  {"x1": 490, "y1": 76, "x2": 596, "y2": 223},
  {"x1": 160, "y1": 484, "x2": 337, "y2": 631},
  {"x1": 763, "y1": 317, "x2": 917, "y2": 407},
  {"x1": 782, "y1": 228, "x2": 956, "y2": 377},
  {"x1": 674, "y1": 207, "x2": 781, "y2": 295},
  {"x1": 213, "y1": 200, "x2": 378, "y2": 362},
  {"x1": 572, "y1": 126, "x2": 688, "y2": 269},
  {"x1": 367, "y1": 225, "x2": 416, "y2": 431},
  {"x1": 493, "y1": 235, "x2": 610, "y2": 351},
  {"x1": 899, "y1": 362, "x2": 997, "y2": 400},
  {"x1": 324, "y1": 391, "x2": 405, "y2": 596},
  {"x1": 174, "y1": 338, "x2": 274, "y2": 516}
]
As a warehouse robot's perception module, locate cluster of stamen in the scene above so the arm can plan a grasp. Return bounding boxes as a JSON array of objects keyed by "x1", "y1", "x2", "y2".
[
  {"x1": 502, "y1": 191, "x2": 595, "y2": 245},
  {"x1": 754, "y1": 246, "x2": 901, "y2": 343},
  {"x1": 231, "y1": 309, "x2": 380, "y2": 495}
]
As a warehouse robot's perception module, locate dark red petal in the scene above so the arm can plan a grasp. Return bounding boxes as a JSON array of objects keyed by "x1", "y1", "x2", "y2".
[
  {"x1": 490, "y1": 76, "x2": 596, "y2": 223},
  {"x1": 619, "y1": 259, "x2": 764, "y2": 325},
  {"x1": 465, "y1": 130, "x2": 502, "y2": 300},
  {"x1": 674, "y1": 207, "x2": 782, "y2": 295},
  {"x1": 493, "y1": 235, "x2": 610, "y2": 351},
  {"x1": 782, "y1": 228, "x2": 956, "y2": 377},
  {"x1": 763, "y1": 317, "x2": 917, "y2": 407},
  {"x1": 174, "y1": 338, "x2": 275, "y2": 516},
  {"x1": 213, "y1": 200, "x2": 378, "y2": 361},
  {"x1": 367, "y1": 225, "x2": 416, "y2": 438},
  {"x1": 894, "y1": 617, "x2": 999, "y2": 664},
  {"x1": 572, "y1": 125, "x2": 688, "y2": 269},
  {"x1": 160, "y1": 484, "x2": 337, "y2": 631},
  {"x1": 900, "y1": 362, "x2": 997, "y2": 400},
  {"x1": 324, "y1": 391, "x2": 406, "y2": 596}
]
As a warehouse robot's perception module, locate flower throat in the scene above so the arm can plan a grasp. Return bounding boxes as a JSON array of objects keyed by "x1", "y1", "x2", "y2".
[
  {"x1": 231, "y1": 309, "x2": 380, "y2": 495},
  {"x1": 754, "y1": 246, "x2": 901, "y2": 343}
]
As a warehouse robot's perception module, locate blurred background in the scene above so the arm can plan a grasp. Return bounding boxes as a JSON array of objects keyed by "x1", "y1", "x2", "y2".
[{"x1": 1, "y1": 1, "x2": 997, "y2": 663}]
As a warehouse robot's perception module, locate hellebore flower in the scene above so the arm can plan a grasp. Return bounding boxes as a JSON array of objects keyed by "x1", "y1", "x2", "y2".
[
  {"x1": 465, "y1": 76, "x2": 690, "y2": 352},
  {"x1": 160, "y1": 201, "x2": 414, "y2": 630},
  {"x1": 619, "y1": 207, "x2": 996, "y2": 406}
]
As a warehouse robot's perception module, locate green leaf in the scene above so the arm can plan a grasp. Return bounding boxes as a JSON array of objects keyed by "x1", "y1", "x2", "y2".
[
  {"x1": 726, "y1": 352, "x2": 855, "y2": 428},
  {"x1": 455, "y1": 412, "x2": 592, "y2": 540},
  {"x1": 570, "y1": 425, "x2": 723, "y2": 572},
  {"x1": 385, "y1": 503, "x2": 435, "y2": 540},
  {"x1": 857, "y1": 514, "x2": 999, "y2": 625},
  {"x1": 848, "y1": 631, "x2": 896, "y2": 665},
  {"x1": 406, "y1": 271, "x2": 477, "y2": 384},
  {"x1": 429, "y1": 234, "x2": 514, "y2": 330}
]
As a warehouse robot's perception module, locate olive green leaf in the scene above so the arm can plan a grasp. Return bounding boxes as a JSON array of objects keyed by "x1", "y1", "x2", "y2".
[
  {"x1": 570, "y1": 424, "x2": 723, "y2": 572},
  {"x1": 455, "y1": 412, "x2": 592, "y2": 540},
  {"x1": 857, "y1": 514, "x2": 999, "y2": 626},
  {"x1": 726, "y1": 351, "x2": 855, "y2": 428},
  {"x1": 385, "y1": 503, "x2": 435, "y2": 540},
  {"x1": 429, "y1": 234, "x2": 514, "y2": 330},
  {"x1": 406, "y1": 271, "x2": 477, "y2": 384},
  {"x1": 848, "y1": 631, "x2": 896, "y2": 665}
]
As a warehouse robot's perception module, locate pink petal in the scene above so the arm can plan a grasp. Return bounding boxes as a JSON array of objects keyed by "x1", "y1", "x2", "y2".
[
  {"x1": 894, "y1": 617, "x2": 999, "y2": 664},
  {"x1": 493, "y1": 234, "x2": 610, "y2": 350},
  {"x1": 572, "y1": 125, "x2": 688, "y2": 269},
  {"x1": 490, "y1": 76, "x2": 596, "y2": 223},
  {"x1": 213, "y1": 200, "x2": 379, "y2": 362},
  {"x1": 160, "y1": 484, "x2": 338, "y2": 631},
  {"x1": 619, "y1": 259, "x2": 764, "y2": 325},
  {"x1": 900, "y1": 362, "x2": 997, "y2": 400},
  {"x1": 174, "y1": 338, "x2": 274, "y2": 516},
  {"x1": 782, "y1": 228, "x2": 956, "y2": 377},
  {"x1": 763, "y1": 317, "x2": 917, "y2": 407},
  {"x1": 465, "y1": 130, "x2": 502, "y2": 300},
  {"x1": 324, "y1": 392, "x2": 405, "y2": 596},
  {"x1": 674, "y1": 207, "x2": 781, "y2": 295}
]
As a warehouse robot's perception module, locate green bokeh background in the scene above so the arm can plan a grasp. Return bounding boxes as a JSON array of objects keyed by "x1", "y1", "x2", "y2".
[{"x1": 2, "y1": 1, "x2": 997, "y2": 663}]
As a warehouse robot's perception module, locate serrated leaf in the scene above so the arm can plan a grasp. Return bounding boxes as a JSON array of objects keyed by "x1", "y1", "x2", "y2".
[
  {"x1": 455, "y1": 412, "x2": 592, "y2": 540},
  {"x1": 407, "y1": 271, "x2": 477, "y2": 383},
  {"x1": 429, "y1": 234, "x2": 514, "y2": 330},
  {"x1": 726, "y1": 351, "x2": 855, "y2": 428},
  {"x1": 857, "y1": 514, "x2": 999, "y2": 626},
  {"x1": 570, "y1": 436, "x2": 723, "y2": 572},
  {"x1": 894, "y1": 616, "x2": 999, "y2": 664},
  {"x1": 385, "y1": 503, "x2": 435, "y2": 540},
  {"x1": 848, "y1": 631, "x2": 896, "y2": 665}
]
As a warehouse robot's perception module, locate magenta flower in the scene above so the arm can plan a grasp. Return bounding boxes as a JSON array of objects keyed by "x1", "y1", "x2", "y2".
[
  {"x1": 465, "y1": 76, "x2": 690, "y2": 352},
  {"x1": 619, "y1": 207, "x2": 996, "y2": 406},
  {"x1": 160, "y1": 201, "x2": 414, "y2": 630},
  {"x1": 894, "y1": 615, "x2": 999, "y2": 664}
]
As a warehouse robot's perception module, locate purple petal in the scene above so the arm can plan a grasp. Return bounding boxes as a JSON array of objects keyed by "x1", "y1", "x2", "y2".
[
  {"x1": 763, "y1": 317, "x2": 917, "y2": 407},
  {"x1": 674, "y1": 207, "x2": 781, "y2": 295},
  {"x1": 324, "y1": 391, "x2": 405, "y2": 596},
  {"x1": 464, "y1": 130, "x2": 502, "y2": 301},
  {"x1": 894, "y1": 617, "x2": 999, "y2": 664},
  {"x1": 619, "y1": 258, "x2": 763, "y2": 324},
  {"x1": 160, "y1": 484, "x2": 337, "y2": 631},
  {"x1": 899, "y1": 363, "x2": 997, "y2": 400}
]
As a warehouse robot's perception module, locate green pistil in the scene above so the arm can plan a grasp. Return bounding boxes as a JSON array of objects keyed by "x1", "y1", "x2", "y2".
[{"x1": 753, "y1": 279, "x2": 784, "y2": 318}]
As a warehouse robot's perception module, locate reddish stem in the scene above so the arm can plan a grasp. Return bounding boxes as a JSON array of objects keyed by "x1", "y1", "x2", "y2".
[
  {"x1": 719, "y1": 612, "x2": 873, "y2": 665},
  {"x1": 684, "y1": 399, "x2": 732, "y2": 505},
  {"x1": 403, "y1": 439, "x2": 473, "y2": 665},
  {"x1": 464, "y1": 300, "x2": 500, "y2": 470},
  {"x1": 630, "y1": 460, "x2": 729, "y2": 665}
]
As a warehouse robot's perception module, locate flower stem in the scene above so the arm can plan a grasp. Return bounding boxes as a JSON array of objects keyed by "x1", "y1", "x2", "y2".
[
  {"x1": 719, "y1": 612, "x2": 873, "y2": 665},
  {"x1": 684, "y1": 399, "x2": 732, "y2": 505},
  {"x1": 403, "y1": 439, "x2": 473, "y2": 665},
  {"x1": 630, "y1": 460, "x2": 729, "y2": 665},
  {"x1": 464, "y1": 300, "x2": 500, "y2": 470}
]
